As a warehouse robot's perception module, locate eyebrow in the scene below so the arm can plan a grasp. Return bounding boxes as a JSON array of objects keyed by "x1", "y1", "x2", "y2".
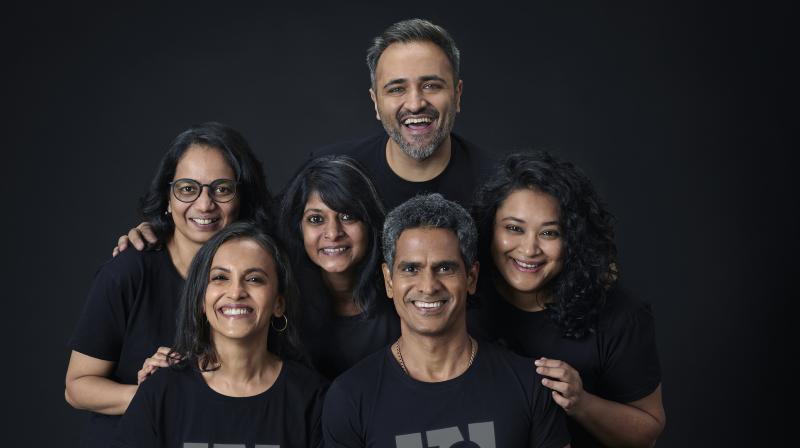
[
  {"x1": 210, "y1": 267, "x2": 269, "y2": 277},
  {"x1": 500, "y1": 216, "x2": 559, "y2": 226},
  {"x1": 382, "y1": 75, "x2": 449, "y2": 89},
  {"x1": 303, "y1": 208, "x2": 324, "y2": 214}
]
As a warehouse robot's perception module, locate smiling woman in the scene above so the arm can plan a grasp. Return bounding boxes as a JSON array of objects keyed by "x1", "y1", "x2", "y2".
[
  {"x1": 278, "y1": 155, "x2": 400, "y2": 379},
  {"x1": 470, "y1": 151, "x2": 666, "y2": 448},
  {"x1": 64, "y1": 123, "x2": 272, "y2": 448},
  {"x1": 114, "y1": 222, "x2": 327, "y2": 447}
]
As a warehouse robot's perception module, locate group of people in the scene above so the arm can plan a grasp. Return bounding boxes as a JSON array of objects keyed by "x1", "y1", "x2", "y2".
[{"x1": 65, "y1": 18, "x2": 665, "y2": 448}]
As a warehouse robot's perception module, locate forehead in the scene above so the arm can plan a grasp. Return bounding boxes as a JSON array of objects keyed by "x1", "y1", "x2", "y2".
[
  {"x1": 496, "y1": 188, "x2": 560, "y2": 222},
  {"x1": 375, "y1": 41, "x2": 455, "y2": 84},
  {"x1": 394, "y1": 227, "x2": 462, "y2": 264},
  {"x1": 213, "y1": 238, "x2": 275, "y2": 270},
  {"x1": 304, "y1": 191, "x2": 334, "y2": 213},
  {"x1": 174, "y1": 144, "x2": 234, "y2": 180}
]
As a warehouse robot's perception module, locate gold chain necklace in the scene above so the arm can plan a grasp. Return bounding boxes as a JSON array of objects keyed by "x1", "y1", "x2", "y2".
[{"x1": 394, "y1": 336, "x2": 477, "y2": 376}]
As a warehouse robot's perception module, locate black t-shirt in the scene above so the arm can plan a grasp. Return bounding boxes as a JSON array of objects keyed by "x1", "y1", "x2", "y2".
[
  {"x1": 322, "y1": 342, "x2": 570, "y2": 448},
  {"x1": 313, "y1": 133, "x2": 494, "y2": 210},
  {"x1": 114, "y1": 360, "x2": 329, "y2": 448},
  {"x1": 297, "y1": 264, "x2": 400, "y2": 379},
  {"x1": 468, "y1": 286, "x2": 661, "y2": 447},
  {"x1": 68, "y1": 248, "x2": 184, "y2": 448}
]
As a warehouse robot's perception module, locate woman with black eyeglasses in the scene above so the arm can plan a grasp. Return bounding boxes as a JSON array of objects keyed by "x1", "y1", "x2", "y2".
[{"x1": 65, "y1": 122, "x2": 272, "y2": 448}]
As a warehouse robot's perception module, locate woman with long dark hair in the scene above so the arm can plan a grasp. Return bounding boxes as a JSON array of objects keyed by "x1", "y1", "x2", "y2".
[
  {"x1": 65, "y1": 122, "x2": 272, "y2": 447},
  {"x1": 471, "y1": 151, "x2": 665, "y2": 447},
  {"x1": 278, "y1": 155, "x2": 399, "y2": 378},
  {"x1": 115, "y1": 222, "x2": 327, "y2": 447}
]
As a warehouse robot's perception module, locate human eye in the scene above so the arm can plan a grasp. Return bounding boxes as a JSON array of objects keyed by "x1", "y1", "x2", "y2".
[
  {"x1": 209, "y1": 273, "x2": 228, "y2": 282},
  {"x1": 541, "y1": 229, "x2": 561, "y2": 239},
  {"x1": 306, "y1": 214, "x2": 324, "y2": 225},
  {"x1": 340, "y1": 213, "x2": 359, "y2": 223},
  {"x1": 436, "y1": 264, "x2": 454, "y2": 274},
  {"x1": 387, "y1": 86, "x2": 405, "y2": 95},
  {"x1": 175, "y1": 180, "x2": 198, "y2": 194},
  {"x1": 246, "y1": 274, "x2": 265, "y2": 284},
  {"x1": 399, "y1": 264, "x2": 418, "y2": 274},
  {"x1": 505, "y1": 224, "x2": 523, "y2": 233},
  {"x1": 422, "y1": 82, "x2": 443, "y2": 91}
]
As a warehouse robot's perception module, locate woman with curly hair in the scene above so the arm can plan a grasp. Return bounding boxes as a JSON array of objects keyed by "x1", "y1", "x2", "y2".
[
  {"x1": 470, "y1": 151, "x2": 665, "y2": 447},
  {"x1": 277, "y1": 155, "x2": 399, "y2": 379}
]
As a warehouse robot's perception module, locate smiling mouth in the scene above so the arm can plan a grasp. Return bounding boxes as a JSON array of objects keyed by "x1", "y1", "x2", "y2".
[
  {"x1": 219, "y1": 305, "x2": 253, "y2": 317},
  {"x1": 191, "y1": 217, "x2": 220, "y2": 226},
  {"x1": 512, "y1": 258, "x2": 543, "y2": 272},
  {"x1": 402, "y1": 116, "x2": 434, "y2": 130},
  {"x1": 412, "y1": 299, "x2": 447, "y2": 310},
  {"x1": 320, "y1": 246, "x2": 350, "y2": 255}
]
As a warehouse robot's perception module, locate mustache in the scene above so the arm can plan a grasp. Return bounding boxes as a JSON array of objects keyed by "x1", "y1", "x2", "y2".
[{"x1": 396, "y1": 105, "x2": 440, "y2": 121}]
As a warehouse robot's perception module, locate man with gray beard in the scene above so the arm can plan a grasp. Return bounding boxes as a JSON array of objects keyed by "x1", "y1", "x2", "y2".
[{"x1": 314, "y1": 18, "x2": 492, "y2": 210}]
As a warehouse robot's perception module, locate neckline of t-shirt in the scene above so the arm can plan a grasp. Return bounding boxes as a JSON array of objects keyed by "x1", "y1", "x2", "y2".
[
  {"x1": 192, "y1": 359, "x2": 288, "y2": 403},
  {"x1": 385, "y1": 340, "x2": 483, "y2": 390},
  {"x1": 379, "y1": 133, "x2": 458, "y2": 186}
]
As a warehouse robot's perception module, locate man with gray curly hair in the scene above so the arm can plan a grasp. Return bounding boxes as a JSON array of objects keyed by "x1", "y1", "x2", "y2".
[{"x1": 322, "y1": 194, "x2": 570, "y2": 448}]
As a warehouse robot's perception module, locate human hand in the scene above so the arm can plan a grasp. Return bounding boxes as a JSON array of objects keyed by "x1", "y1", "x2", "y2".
[
  {"x1": 112, "y1": 222, "x2": 157, "y2": 257},
  {"x1": 535, "y1": 357, "x2": 585, "y2": 415},
  {"x1": 137, "y1": 347, "x2": 179, "y2": 385}
]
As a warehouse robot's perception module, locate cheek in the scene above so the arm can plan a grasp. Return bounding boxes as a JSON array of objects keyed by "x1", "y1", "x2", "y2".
[
  {"x1": 349, "y1": 224, "x2": 369, "y2": 258},
  {"x1": 301, "y1": 224, "x2": 318, "y2": 258}
]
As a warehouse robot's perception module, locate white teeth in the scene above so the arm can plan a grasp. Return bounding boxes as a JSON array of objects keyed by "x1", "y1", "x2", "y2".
[
  {"x1": 322, "y1": 247, "x2": 348, "y2": 254},
  {"x1": 515, "y1": 259, "x2": 540, "y2": 269},
  {"x1": 222, "y1": 307, "x2": 251, "y2": 316},
  {"x1": 403, "y1": 117, "x2": 432, "y2": 125},
  {"x1": 192, "y1": 218, "x2": 217, "y2": 225},
  {"x1": 414, "y1": 301, "x2": 444, "y2": 309}
]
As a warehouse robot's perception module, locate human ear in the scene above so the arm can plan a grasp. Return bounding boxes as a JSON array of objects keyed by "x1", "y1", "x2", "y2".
[{"x1": 381, "y1": 262, "x2": 394, "y2": 299}]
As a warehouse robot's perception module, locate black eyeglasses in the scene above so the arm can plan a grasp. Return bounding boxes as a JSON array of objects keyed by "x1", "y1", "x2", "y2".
[{"x1": 169, "y1": 178, "x2": 238, "y2": 203}]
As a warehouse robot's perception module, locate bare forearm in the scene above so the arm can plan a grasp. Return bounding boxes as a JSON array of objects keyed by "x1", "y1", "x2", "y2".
[
  {"x1": 569, "y1": 392, "x2": 664, "y2": 448},
  {"x1": 65, "y1": 376, "x2": 137, "y2": 415}
]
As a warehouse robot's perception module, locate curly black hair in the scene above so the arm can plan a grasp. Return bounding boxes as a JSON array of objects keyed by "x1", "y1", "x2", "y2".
[{"x1": 472, "y1": 151, "x2": 617, "y2": 339}]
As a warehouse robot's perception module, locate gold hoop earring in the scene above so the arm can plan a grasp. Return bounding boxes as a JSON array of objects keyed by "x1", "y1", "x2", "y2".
[{"x1": 271, "y1": 314, "x2": 288, "y2": 332}]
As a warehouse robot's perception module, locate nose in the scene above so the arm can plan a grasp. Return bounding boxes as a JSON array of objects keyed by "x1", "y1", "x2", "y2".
[
  {"x1": 522, "y1": 232, "x2": 541, "y2": 257},
  {"x1": 227, "y1": 277, "x2": 247, "y2": 300},
  {"x1": 193, "y1": 186, "x2": 217, "y2": 211},
  {"x1": 323, "y1": 218, "x2": 343, "y2": 240},
  {"x1": 405, "y1": 86, "x2": 428, "y2": 113},
  {"x1": 417, "y1": 269, "x2": 442, "y2": 296}
]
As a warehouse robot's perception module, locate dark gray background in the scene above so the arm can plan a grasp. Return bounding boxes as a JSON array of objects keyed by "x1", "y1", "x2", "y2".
[{"x1": 3, "y1": 1, "x2": 794, "y2": 445}]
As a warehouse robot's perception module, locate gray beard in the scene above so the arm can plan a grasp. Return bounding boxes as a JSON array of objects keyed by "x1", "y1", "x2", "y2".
[{"x1": 384, "y1": 117, "x2": 452, "y2": 161}]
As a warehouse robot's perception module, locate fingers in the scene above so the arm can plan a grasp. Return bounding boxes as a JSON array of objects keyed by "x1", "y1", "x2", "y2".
[
  {"x1": 139, "y1": 222, "x2": 158, "y2": 245},
  {"x1": 128, "y1": 228, "x2": 145, "y2": 251},
  {"x1": 113, "y1": 235, "x2": 129, "y2": 257},
  {"x1": 550, "y1": 390, "x2": 571, "y2": 409}
]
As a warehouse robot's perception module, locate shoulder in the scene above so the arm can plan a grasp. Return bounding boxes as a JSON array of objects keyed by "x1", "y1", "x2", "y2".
[
  {"x1": 311, "y1": 133, "x2": 387, "y2": 160},
  {"x1": 94, "y1": 248, "x2": 169, "y2": 283},
  {"x1": 137, "y1": 365, "x2": 191, "y2": 397}
]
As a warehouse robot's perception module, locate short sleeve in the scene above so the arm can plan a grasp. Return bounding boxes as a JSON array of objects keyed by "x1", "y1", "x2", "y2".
[
  {"x1": 68, "y1": 254, "x2": 139, "y2": 361},
  {"x1": 322, "y1": 380, "x2": 364, "y2": 448},
  {"x1": 598, "y1": 297, "x2": 662, "y2": 403},
  {"x1": 113, "y1": 374, "x2": 160, "y2": 447},
  {"x1": 530, "y1": 372, "x2": 571, "y2": 448}
]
